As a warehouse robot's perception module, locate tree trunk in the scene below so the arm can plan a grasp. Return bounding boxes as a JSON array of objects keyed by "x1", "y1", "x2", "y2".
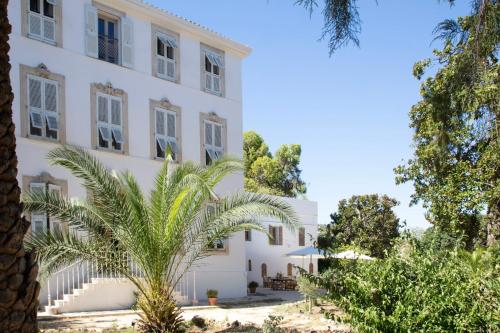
[
  {"x1": 486, "y1": 201, "x2": 500, "y2": 246},
  {"x1": 0, "y1": 1, "x2": 40, "y2": 332}
]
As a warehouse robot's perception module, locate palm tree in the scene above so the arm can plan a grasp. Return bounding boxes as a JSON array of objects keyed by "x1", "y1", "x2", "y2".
[
  {"x1": 0, "y1": 0, "x2": 39, "y2": 331},
  {"x1": 24, "y1": 145, "x2": 298, "y2": 332}
]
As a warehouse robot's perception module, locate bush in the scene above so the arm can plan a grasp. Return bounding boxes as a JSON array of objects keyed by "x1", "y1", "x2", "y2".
[
  {"x1": 262, "y1": 315, "x2": 284, "y2": 333},
  {"x1": 311, "y1": 241, "x2": 500, "y2": 332},
  {"x1": 206, "y1": 289, "x2": 218, "y2": 298},
  {"x1": 248, "y1": 281, "x2": 259, "y2": 288}
]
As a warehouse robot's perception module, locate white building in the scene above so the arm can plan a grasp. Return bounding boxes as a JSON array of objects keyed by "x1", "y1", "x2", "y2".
[{"x1": 8, "y1": 0, "x2": 317, "y2": 312}]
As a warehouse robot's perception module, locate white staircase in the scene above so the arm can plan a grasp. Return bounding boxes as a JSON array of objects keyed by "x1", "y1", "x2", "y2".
[{"x1": 42, "y1": 259, "x2": 190, "y2": 314}]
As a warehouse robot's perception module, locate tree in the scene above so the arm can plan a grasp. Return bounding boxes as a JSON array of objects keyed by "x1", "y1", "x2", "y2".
[
  {"x1": 24, "y1": 146, "x2": 298, "y2": 333},
  {"x1": 294, "y1": 0, "x2": 492, "y2": 55},
  {"x1": 243, "y1": 131, "x2": 306, "y2": 197},
  {"x1": 318, "y1": 194, "x2": 401, "y2": 258},
  {"x1": 0, "y1": 0, "x2": 39, "y2": 331},
  {"x1": 395, "y1": 1, "x2": 499, "y2": 247}
]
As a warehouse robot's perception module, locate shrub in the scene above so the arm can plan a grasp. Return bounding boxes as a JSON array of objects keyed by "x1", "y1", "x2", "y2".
[
  {"x1": 311, "y1": 241, "x2": 500, "y2": 332},
  {"x1": 248, "y1": 281, "x2": 259, "y2": 288},
  {"x1": 206, "y1": 289, "x2": 218, "y2": 298},
  {"x1": 262, "y1": 315, "x2": 284, "y2": 333}
]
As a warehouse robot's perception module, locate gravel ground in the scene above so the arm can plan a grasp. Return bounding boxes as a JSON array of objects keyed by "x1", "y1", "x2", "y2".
[{"x1": 39, "y1": 290, "x2": 351, "y2": 332}]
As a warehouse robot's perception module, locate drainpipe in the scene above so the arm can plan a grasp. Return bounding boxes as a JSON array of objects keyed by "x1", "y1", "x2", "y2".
[{"x1": 192, "y1": 271, "x2": 198, "y2": 305}]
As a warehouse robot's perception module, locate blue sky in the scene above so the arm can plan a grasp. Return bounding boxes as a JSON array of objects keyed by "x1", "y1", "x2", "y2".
[{"x1": 150, "y1": 0, "x2": 470, "y2": 228}]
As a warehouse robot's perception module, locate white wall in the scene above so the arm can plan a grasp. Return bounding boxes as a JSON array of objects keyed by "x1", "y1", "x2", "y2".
[
  {"x1": 246, "y1": 197, "x2": 318, "y2": 286},
  {"x1": 9, "y1": 0, "x2": 249, "y2": 302}
]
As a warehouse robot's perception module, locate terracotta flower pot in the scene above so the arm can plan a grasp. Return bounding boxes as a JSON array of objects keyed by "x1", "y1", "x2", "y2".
[
  {"x1": 249, "y1": 287, "x2": 257, "y2": 294},
  {"x1": 208, "y1": 297, "x2": 217, "y2": 306}
]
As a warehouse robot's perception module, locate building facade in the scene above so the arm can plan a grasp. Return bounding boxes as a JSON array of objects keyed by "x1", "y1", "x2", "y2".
[{"x1": 8, "y1": 0, "x2": 318, "y2": 312}]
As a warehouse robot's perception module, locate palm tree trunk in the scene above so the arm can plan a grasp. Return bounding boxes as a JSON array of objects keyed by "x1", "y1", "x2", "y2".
[{"x1": 0, "y1": 1, "x2": 39, "y2": 331}]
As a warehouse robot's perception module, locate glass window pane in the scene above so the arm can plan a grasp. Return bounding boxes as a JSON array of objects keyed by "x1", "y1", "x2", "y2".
[
  {"x1": 108, "y1": 21, "x2": 115, "y2": 38},
  {"x1": 43, "y1": 0, "x2": 54, "y2": 18},
  {"x1": 157, "y1": 38, "x2": 164, "y2": 56},
  {"x1": 167, "y1": 114, "x2": 175, "y2": 138},
  {"x1": 214, "y1": 125, "x2": 222, "y2": 147},
  {"x1": 30, "y1": 0, "x2": 40, "y2": 13},
  {"x1": 29, "y1": 78, "x2": 42, "y2": 108},
  {"x1": 167, "y1": 46, "x2": 174, "y2": 60},
  {"x1": 98, "y1": 96, "x2": 108, "y2": 122},
  {"x1": 111, "y1": 99, "x2": 121, "y2": 125},
  {"x1": 156, "y1": 110, "x2": 165, "y2": 135},
  {"x1": 205, "y1": 56, "x2": 211, "y2": 72},
  {"x1": 98, "y1": 18, "x2": 105, "y2": 35},
  {"x1": 205, "y1": 122, "x2": 212, "y2": 145}
]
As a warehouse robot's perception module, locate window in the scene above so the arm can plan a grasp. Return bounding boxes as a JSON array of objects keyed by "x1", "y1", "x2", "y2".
[
  {"x1": 309, "y1": 263, "x2": 314, "y2": 274},
  {"x1": 150, "y1": 99, "x2": 181, "y2": 162},
  {"x1": 206, "y1": 203, "x2": 227, "y2": 252},
  {"x1": 155, "y1": 32, "x2": 177, "y2": 81},
  {"x1": 154, "y1": 108, "x2": 178, "y2": 160},
  {"x1": 26, "y1": 0, "x2": 59, "y2": 45},
  {"x1": 261, "y1": 263, "x2": 267, "y2": 277},
  {"x1": 98, "y1": 15, "x2": 119, "y2": 64},
  {"x1": 200, "y1": 113, "x2": 226, "y2": 166},
  {"x1": 24, "y1": 174, "x2": 67, "y2": 234},
  {"x1": 248, "y1": 259, "x2": 252, "y2": 272},
  {"x1": 97, "y1": 93, "x2": 123, "y2": 151},
  {"x1": 30, "y1": 182, "x2": 63, "y2": 233},
  {"x1": 268, "y1": 225, "x2": 283, "y2": 246},
  {"x1": 204, "y1": 121, "x2": 223, "y2": 165},
  {"x1": 298, "y1": 227, "x2": 305, "y2": 246},
  {"x1": 91, "y1": 83, "x2": 128, "y2": 154},
  {"x1": 20, "y1": 64, "x2": 65, "y2": 143},
  {"x1": 287, "y1": 263, "x2": 293, "y2": 277},
  {"x1": 245, "y1": 229, "x2": 252, "y2": 241},
  {"x1": 201, "y1": 45, "x2": 224, "y2": 96},
  {"x1": 27, "y1": 75, "x2": 59, "y2": 140},
  {"x1": 85, "y1": 4, "x2": 134, "y2": 68}
]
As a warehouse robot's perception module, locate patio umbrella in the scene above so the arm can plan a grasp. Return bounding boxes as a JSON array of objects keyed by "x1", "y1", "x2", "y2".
[
  {"x1": 286, "y1": 246, "x2": 327, "y2": 270},
  {"x1": 331, "y1": 250, "x2": 375, "y2": 260}
]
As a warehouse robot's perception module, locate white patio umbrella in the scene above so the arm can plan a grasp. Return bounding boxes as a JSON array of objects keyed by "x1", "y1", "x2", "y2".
[
  {"x1": 331, "y1": 250, "x2": 375, "y2": 261},
  {"x1": 286, "y1": 246, "x2": 327, "y2": 270}
]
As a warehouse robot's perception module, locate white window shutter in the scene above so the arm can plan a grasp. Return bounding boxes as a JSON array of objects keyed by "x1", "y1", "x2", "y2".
[
  {"x1": 84, "y1": 4, "x2": 98, "y2": 58},
  {"x1": 121, "y1": 17, "x2": 134, "y2": 68},
  {"x1": 28, "y1": 12, "x2": 42, "y2": 38},
  {"x1": 30, "y1": 182, "x2": 46, "y2": 194}
]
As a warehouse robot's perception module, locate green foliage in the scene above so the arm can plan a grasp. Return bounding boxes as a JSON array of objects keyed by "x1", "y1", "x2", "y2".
[
  {"x1": 243, "y1": 131, "x2": 306, "y2": 198},
  {"x1": 294, "y1": 1, "x2": 490, "y2": 55},
  {"x1": 248, "y1": 281, "x2": 259, "y2": 288},
  {"x1": 318, "y1": 194, "x2": 401, "y2": 258},
  {"x1": 262, "y1": 315, "x2": 284, "y2": 333},
  {"x1": 309, "y1": 241, "x2": 500, "y2": 332},
  {"x1": 23, "y1": 145, "x2": 298, "y2": 333},
  {"x1": 395, "y1": 1, "x2": 500, "y2": 246},
  {"x1": 206, "y1": 289, "x2": 218, "y2": 298}
]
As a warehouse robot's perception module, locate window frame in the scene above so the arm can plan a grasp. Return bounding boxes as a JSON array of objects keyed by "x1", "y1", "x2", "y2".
[
  {"x1": 97, "y1": 11, "x2": 121, "y2": 65},
  {"x1": 22, "y1": 0, "x2": 62, "y2": 46},
  {"x1": 151, "y1": 25, "x2": 180, "y2": 83},
  {"x1": 96, "y1": 92, "x2": 123, "y2": 152},
  {"x1": 23, "y1": 173, "x2": 68, "y2": 234},
  {"x1": 149, "y1": 98, "x2": 182, "y2": 162},
  {"x1": 298, "y1": 227, "x2": 306, "y2": 246},
  {"x1": 200, "y1": 112, "x2": 227, "y2": 166},
  {"x1": 205, "y1": 203, "x2": 229, "y2": 254},
  {"x1": 268, "y1": 225, "x2": 283, "y2": 246},
  {"x1": 90, "y1": 83, "x2": 129, "y2": 155},
  {"x1": 200, "y1": 44, "x2": 225, "y2": 97},
  {"x1": 20, "y1": 64, "x2": 66, "y2": 144}
]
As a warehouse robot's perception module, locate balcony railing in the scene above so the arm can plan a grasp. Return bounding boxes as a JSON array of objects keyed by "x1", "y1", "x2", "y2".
[{"x1": 98, "y1": 35, "x2": 119, "y2": 64}]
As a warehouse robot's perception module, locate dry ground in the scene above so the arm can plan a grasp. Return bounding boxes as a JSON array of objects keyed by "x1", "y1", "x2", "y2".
[{"x1": 39, "y1": 300, "x2": 351, "y2": 333}]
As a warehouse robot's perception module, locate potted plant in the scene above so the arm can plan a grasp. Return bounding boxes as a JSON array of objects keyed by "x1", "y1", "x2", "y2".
[
  {"x1": 248, "y1": 281, "x2": 258, "y2": 294},
  {"x1": 206, "y1": 289, "x2": 218, "y2": 306}
]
